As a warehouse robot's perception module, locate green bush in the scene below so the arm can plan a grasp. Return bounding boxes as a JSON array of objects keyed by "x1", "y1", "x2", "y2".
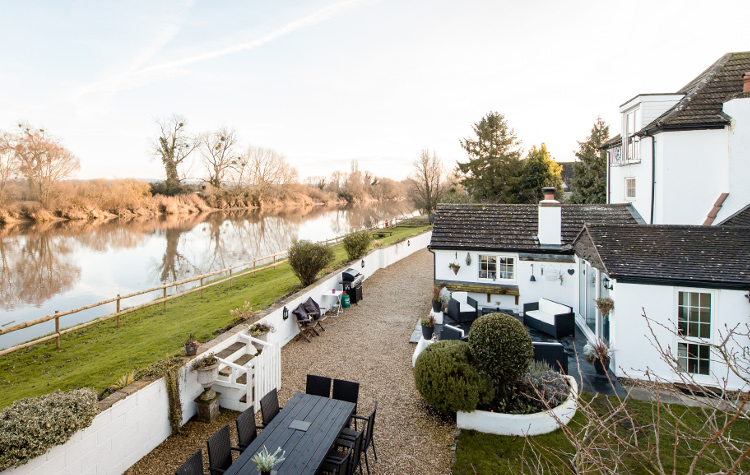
[
  {"x1": 288, "y1": 239, "x2": 335, "y2": 287},
  {"x1": 414, "y1": 340, "x2": 494, "y2": 415},
  {"x1": 0, "y1": 388, "x2": 98, "y2": 470},
  {"x1": 468, "y1": 313, "x2": 534, "y2": 385},
  {"x1": 342, "y1": 229, "x2": 373, "y2": 260}
]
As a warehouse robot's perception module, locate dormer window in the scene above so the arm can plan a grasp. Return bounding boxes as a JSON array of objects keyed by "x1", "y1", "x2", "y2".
[{"x1": 626, "y1": 108, "x2": 641, "y2": 163}]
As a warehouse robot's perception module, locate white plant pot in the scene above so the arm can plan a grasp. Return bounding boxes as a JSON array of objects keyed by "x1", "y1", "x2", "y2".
[
  {"x1": 456, "y1": 376, "x2": 578, "y2": 436},
  {"x1": 196, "y1": 364, "x2": 219, "y2": 401}
]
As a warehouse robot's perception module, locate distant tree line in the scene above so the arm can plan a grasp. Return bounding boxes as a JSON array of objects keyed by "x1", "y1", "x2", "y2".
[{"x1": 406, "y1": 111, "x2": 609, "y2": 213}]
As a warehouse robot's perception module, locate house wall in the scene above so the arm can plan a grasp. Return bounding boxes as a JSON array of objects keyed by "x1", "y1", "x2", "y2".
[
  {"x1": 656, "y1": 129, "x2": 727, "y2": 225},
  {"x1": 432, "y1": 249, "x2": 577, "y2": 314},
  {"x1": 3, "y1": 231, "x2": 432, "y2": 475},
  {"x1": 610, "y1": 281, "x2": 748, "y2": 391},
  {"x1": 718, "y1": 97, "x2": 750, "y2": 222}
]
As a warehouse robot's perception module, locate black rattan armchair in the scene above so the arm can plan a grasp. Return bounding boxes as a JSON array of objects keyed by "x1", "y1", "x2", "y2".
[
  {"x1": 176, "y1": 449, "x2": 204, "y2": 475},
  {"x1": 235, "y1": 406, "x2": 259, "y2": 452},
  {"x1": 306, "y1": 374, "x2": 332, "y2": 398},
  {"x1": 338, "y1": 402, "x2": 377, "y2": 475},
  {"x1": 259, "y1": 388, "x2": 283, "y2": 428},
  {"x1": 206, "y1": 425, "x2": 232, "y2": 474}
]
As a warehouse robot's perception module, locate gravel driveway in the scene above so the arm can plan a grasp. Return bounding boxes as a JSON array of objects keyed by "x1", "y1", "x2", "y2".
[{"x1": 127, "y1": 247, "x2": 454, "y2": 474}]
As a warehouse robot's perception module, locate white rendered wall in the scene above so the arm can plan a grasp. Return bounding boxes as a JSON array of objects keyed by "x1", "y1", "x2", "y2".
[
  {"x1": 656, "y1": 129, "x2": 727, "y2": 224},
  {"x1": 610, "y1": 282, "x2": 749, "y2": 391},
  {"x1": 718, "y1": 97, "x2": 750, "y2": 222},
  {"x1": 2, "y1": 231, "x2": 432, "y2": 475},
  {"x1": 433, "y1": 249, "x2": 577, "y2": 314}
]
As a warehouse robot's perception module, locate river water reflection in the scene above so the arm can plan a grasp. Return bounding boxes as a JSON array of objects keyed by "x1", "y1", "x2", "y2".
[{"x1": 0, "y1": 202, "x2": 415, "y2": 348}]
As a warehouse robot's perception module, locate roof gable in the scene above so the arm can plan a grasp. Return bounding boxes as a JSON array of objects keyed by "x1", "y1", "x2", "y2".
[{"x1": 719, "y1": 204, "x2": 750, "y2": 227}]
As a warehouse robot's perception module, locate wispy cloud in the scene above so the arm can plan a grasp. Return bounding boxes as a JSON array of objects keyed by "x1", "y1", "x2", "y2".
[{"x1": 73, "y1": 0, "x2": 373, "y2": 101}]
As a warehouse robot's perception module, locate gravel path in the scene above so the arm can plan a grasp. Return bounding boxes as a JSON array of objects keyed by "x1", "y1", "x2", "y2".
[{"x1": 126, "y1": 247, "x2": 454, "y2": 474}]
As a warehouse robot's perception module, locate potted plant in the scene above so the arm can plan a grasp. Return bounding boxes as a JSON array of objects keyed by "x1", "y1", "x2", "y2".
[
  {"x1": 583, "y1": 339, "x2": 611, "y2": 375},
  {"x1": 184, "y1": 333, "x2": 200, "y2": 356},
  {"x1": 251, "y1": 445, "x2": 286, "y2": 475},
  {"x1": 431, "y1": 286, "x2": 442, "y2": 312},
  {"x1": 421, "y1": 315, "x2": 435, "y2": 340},
  {"x1": 594, "y1": 297, "x2": 614, "y2": 317},
  {"x1": 249, "y1": 321, "x2": 275, "y2": 339},
  {"x1": 194, "y1": 353, "x2": 220, "y2": 401},
  {"x1": 449, "y1": 262, "x2": 461, "y2": 275}
]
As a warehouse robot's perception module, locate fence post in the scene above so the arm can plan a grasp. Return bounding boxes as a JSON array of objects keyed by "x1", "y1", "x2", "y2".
[
  {"x1": 253, "y1": 260, "x2": 256, "y2": 277},
  {"x1": 55, "y1": 311, "x2": 60, "y2": 349},
  {"x1": 200, "y1": 278, "x2": 204, "y2": 298},
  {"x1": 273, "y1": 255, "x2": 276, "y2": 270},
  {"x1": 116, "y1": 294, "x2": 121, "y2": 327},
  {"x1": 163, "y1": 288, "x2": 167, "y2": 310},
  {"x1": 229, "y1": 268, "x2": 233, "y2": 288}
]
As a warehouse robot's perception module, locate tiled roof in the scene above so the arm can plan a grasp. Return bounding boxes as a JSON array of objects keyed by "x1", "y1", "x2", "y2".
[
  {"x1": 430, "y1": 203, "x2": 641, "y2": 253},
  {"x1": 640, "y1": 52, "x2": 750, "y2": 133},
  {"x1": 601, "y1": 134, "x2": 621, "y2": 149},
  {"x1": 575, "y1": 224, "x2": 750, "y2": 289},
  {"x1": 719, "y1": 204, "x2": 750, "y2": 227}
]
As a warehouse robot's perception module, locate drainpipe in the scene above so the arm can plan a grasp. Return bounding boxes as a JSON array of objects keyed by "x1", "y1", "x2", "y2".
[
  {"x1": 649, "y1": 134, "x2": 656, "y2": 224},
  {"x1": 427, "y1": 245, "x2": 436, "y2": 285}
]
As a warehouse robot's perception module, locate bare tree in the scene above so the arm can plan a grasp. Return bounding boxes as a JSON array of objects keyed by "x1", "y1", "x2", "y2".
[
  {"x1": 523, "y1": 310, "x2": 750, "y2": 475},
  {"x1": 152, "y1": 115, "x2": 198, "y2": 194},
  {"x1": 407, "y1": 148, "x2": 446, "y2": 214},
  {"x1": 13, "y1": 124, "x2": 80, "y2": 205},
  {"x1": 198, "y1": 127, "x2": 241, "y2": 188},
  {"x1": 0, "y1": 132, "x2": 18, "y2": 203},
  {"x1": 305, "y1": 176, "x2": 327, "y2": 190},
  {"x1": 238, "y1": 146, "x2": 298, "y2": 200}
]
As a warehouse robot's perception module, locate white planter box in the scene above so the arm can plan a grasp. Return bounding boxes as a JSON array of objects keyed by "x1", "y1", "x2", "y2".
[{"x1": 456, "y1": 376, "x2": 578, "y2": 436}]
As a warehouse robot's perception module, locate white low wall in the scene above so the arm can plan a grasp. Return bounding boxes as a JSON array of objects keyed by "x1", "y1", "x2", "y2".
[
  {"x1": 456, "y1": 376, "x2": 578, "y2": 436},
  {"x1": 3, "y1": 230, "x2": 431, "y2": 475}
]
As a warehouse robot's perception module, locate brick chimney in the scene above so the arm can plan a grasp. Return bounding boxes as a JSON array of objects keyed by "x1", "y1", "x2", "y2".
[
  {"x1": 538, "y1": 187, "x2": 561, "y2": 246},
  {"x1": 744, "y1": 72, "x2": 750, "y2": 93}
]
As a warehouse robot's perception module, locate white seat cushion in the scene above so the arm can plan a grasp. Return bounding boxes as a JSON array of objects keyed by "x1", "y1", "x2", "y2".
[
  {"x1": 526, "y1": 309, "x2": 556, "y2": 326},
  {"x1": 459, "y1": 302, "x2": 475, "y2": 313},
  {"x1": 539, "y1": 298, "x2": 570, "y2": 316},
  {"x1": 452, "y1": 291, "x2": 468, "y2": 304}
]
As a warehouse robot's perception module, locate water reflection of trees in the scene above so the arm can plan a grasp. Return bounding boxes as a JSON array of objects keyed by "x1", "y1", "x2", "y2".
[
  {"x1": 329, "y1": 201, "x2": 414, "y2": 235},
  {"x1": 0, "y1": 233, "x2": 81, "y2": 310}
]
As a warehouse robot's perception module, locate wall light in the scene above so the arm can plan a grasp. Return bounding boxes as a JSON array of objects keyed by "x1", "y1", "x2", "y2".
[
  {"x1": 361, "y1": 259, "x2": 365, "y2": 268},
  {"x1": 602, "y1": 276, "x2": 613, "y2": 290},
  {"x1": 283, "y1": 306, "x2": 289, "y2": 320}
]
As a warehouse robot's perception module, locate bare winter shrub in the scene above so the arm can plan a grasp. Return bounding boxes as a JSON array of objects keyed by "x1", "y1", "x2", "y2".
[{"x1": 523, "y1": 310, "x2": 750, "y2": 475}]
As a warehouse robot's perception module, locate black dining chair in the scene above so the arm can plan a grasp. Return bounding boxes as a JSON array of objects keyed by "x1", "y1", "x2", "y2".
[
  {"x1": 306, "y1": 374, "x2": 332, "y2": 398},
  {"x1": 320, "y1": 448, "x2": 351, "y2": 475},
  {"x1": 338, "y1": 402, "x2": 377, "y2": 474},
  {"x1": 259, "y1": 388, "x2": 283, "y2": 428},
  {"x1": 176, "y1": 449, "x2": 204, "y2": 475},
  {"x1": 334, "y1": 426, "x2": 364, "y2": 475},
  {"x1": 235, "y1": 405, "x2": 259, "y2": 452},
  {"x1": 332, "y1": 379, "x2": 360, "y2": 427},
  {"x1": 207, "y1": 425, "x2": 233, "y2": 474}
]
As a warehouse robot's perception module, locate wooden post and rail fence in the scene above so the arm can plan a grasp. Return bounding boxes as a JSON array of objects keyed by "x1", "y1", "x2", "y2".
[{"x1": 0, "y1": 218, "x2": 407, "y2": 357}]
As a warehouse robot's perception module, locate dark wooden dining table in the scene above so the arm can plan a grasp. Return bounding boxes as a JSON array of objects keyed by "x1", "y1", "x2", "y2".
[{"x1": 224, "y1": 392, "x2": 356, "y2": 475}]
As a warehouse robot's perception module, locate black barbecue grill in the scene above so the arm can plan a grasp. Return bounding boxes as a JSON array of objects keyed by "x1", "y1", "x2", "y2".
[{"x1": 340, "y1": 268, "x2": 364, "y2": 305}]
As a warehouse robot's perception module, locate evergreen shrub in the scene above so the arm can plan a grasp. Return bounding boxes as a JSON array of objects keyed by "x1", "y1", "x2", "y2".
[
  {"x1": 0, "y1": 388, "x2": 98, "y2": 470},
  {"x1": 342, "y1": 229, "x2": 373, "y2": 260},
  {"x1": 414, "y1": 340, "x2": 494, "y2": 415},
  {"x1": 468, "y1": 313, "x2": 534, "y2": 384},
  {"x1": 288, "y1": 239, "x2": 334, "y2": 287}
]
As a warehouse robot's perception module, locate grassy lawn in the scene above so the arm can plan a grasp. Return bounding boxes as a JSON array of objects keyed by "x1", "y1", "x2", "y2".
[
  {"x1": 452, "y1": 392, "x2": 750, "y2": 474},
  {"x1": 0, "y1": 226, "x2": 430, "y2": 409}
]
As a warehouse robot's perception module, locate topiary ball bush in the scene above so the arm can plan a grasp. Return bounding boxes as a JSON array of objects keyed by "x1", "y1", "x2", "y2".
[
  {"x1": 288, "y1": 239, "x2": 335, "y2": 287},
  {"x1": 342, "y1": 229, "x2": 373, "y2": 260},
  {"x1": 468, "y1": 313, "x2": 534, "y2": 384},
  {"x1": 414, "y1": 340, "x2": 494, "y2": 415}
]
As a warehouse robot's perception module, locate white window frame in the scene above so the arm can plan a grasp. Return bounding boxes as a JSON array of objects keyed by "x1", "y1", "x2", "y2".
[
  {"x1": 625, "y1": 108, "x2": 641, "y2": 163},
  {"x1": 478, "y1": 254, "x2": 515, "y2": 282},
  {"x1": 674, "y1": 289, "x2": 714, "y2": 377},
  {"x1": 625, "y1": 177, "x2": 636, "y2": 200}
]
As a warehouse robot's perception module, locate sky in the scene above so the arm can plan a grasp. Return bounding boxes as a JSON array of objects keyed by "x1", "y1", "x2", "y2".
[{"x1": 1, "y1": 0, "x2": 749, "y2": 182}]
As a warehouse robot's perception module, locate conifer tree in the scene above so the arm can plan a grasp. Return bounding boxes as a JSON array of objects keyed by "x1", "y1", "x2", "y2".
[
  {"x1": 569, "y1": 117, "x2": 609, "y2": 204},
  {"x1": 519, "y1": 143, "x2": 563, "y2": 203}
]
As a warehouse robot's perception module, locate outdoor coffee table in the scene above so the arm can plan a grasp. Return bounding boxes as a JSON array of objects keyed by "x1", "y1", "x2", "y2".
[{"x1": 224, "y1": 392, "x2": 355, "y2": 475}]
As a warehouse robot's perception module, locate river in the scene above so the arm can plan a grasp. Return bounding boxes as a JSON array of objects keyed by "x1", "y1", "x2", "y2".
[{"x1": 0, "y1": 202, "x2": 416, "y2": 349}]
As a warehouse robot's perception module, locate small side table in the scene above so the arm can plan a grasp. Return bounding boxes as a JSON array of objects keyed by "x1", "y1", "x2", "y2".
[{"x1": 322, "y1": 290, "x2": 344, "y2": 317}]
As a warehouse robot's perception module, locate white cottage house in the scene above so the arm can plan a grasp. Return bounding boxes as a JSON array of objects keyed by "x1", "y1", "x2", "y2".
[
  {"x1": 573, "y1": 223, "x2": 750, "y2": 391},
  {"x1": 604, "y1": 51, "x2": 750, "y2": 225},
  {"x1": 428, "y1": 189, "x2": 640, "y2": 317}
]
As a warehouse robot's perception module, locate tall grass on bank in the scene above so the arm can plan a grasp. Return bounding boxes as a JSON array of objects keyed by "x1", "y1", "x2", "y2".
[{"x1": 0, "y1": 226, "x2": 431, "y2": 409}]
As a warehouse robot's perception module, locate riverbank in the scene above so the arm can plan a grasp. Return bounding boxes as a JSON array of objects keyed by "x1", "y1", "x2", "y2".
[{"x1": 0, "y1": 225, "x2": 431, "y2": 410}]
